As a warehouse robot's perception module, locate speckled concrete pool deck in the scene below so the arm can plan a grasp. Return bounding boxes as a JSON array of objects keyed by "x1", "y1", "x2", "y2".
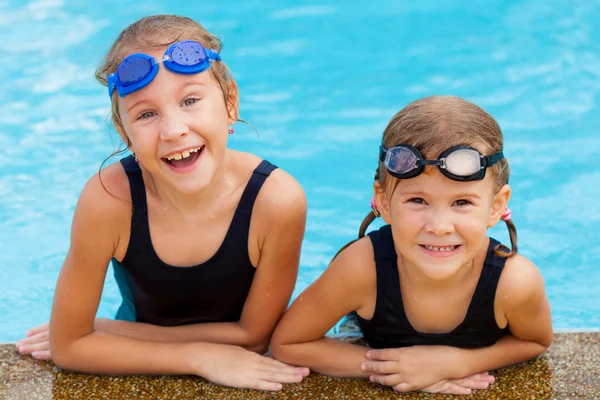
[{"x1": 0, "y1": 332, "x2": 598, "y2": 399}]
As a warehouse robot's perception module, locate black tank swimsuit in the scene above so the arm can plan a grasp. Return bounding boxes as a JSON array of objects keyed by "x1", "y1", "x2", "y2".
[
  {"x1": 355, "y1": 224, "x2": 508, "y2": 349},
  {"x1": 111, "y1": 155, "x2": 278, "y2": 326}
]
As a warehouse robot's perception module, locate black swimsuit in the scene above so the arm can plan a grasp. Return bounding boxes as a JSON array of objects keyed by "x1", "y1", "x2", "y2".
[
  {"x1": 355, "y1": 224, "x2": 508, "y2": 349},
  {"x1": 112, "y1": 155, "x2": 278, "y2": 325}
]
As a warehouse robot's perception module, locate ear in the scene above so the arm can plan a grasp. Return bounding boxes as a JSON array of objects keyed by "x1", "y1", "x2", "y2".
[
  {"x1": 374, "y1": 181, "x2": 392, "y2": 225},
  {"x1": 488, "y1": 184, "x2": 511, "y2": 228},
  {"x1": 226, "y1": 79, "x2": 239, "y2": 124}
]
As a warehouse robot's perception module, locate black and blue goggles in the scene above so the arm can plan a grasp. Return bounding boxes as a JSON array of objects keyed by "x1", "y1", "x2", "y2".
[
  {"x1": 107, "y1": 40, "x2": 221, "y2": 98},
  {"x1": 379, "y1": 144, "x2": 504, "y2": 181}
]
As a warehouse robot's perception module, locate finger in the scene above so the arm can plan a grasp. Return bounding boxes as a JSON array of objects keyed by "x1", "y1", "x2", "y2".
[
  {"x1": 248, "y1": 380, "x2": 283, "y2": 391},
  {"x1": 27, "y1": 323, "x2": 49, "y2": 337},
  {"x1": 461, "y1": 372, "x2": 495, "y2": 383},
  {"x1": 361, "y1": 361, "x2": 398, "y2": 374},
  {"x1": 392, "y1": 382, "x2": 415, "y2": 393},
  {"x1": 31, "y1": 350, "x2": 52, "y2": 361},
  {"x1": 261, "y1": 358, "x2": 310, "y2": 376},
  {"x1": 257, "y1": 370, "x2": 305, "y2": 384},
  {"x1": 436, "y1": 382, "x2": 472, "y2": 395},
  {"x1": 451, "y1": 377, "x2": 490, "y2": 390},
  {"x1": 370, "y1": 373, "x2": 404, "y2": 387},
  {"x1": 17, "y1": 331, "x2": 49, "y2": 347},
  {"x1": 18, "y1": 341, "x2": 50, "y2": 355},
  {"x1": 366, "y1": 349, "x2": 397, "y2": 361}
]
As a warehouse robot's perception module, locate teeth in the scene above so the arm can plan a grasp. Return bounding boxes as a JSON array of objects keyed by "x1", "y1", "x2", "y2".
[
  {"x1": 424, "y1": 245, "x2": 456, "y2": 252},
  {"x1": 165, "y1": 147, "x2": 201, "y2": 161}
]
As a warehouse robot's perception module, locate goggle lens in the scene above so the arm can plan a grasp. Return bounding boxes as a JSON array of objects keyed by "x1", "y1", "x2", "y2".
[
  {"x1": 169, "y1": 41, "x2": 207, "y2": 66},
  {"x1": 444, "y1": 148, "x2": 481, "y2": 176},
  {"x1": 117, "y1": 56, "x2": 153, "y2": 87},
  {"x1": 387, "y1": 147, "x2": 418, "y2": 174}
]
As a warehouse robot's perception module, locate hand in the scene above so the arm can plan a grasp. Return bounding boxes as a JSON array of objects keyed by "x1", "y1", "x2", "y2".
[
  {"x1": 361, "y1": 345, "x2": 488, "y2": 391},
  {"x1": 190, "y1": 343, "x2": 310, "y2": 391},
  {"x1": 16, "y1": 323, "x2": 51, "y2": 360},
  {"x1": 420, "y1": 373, "x2": 495, "y2": 395},
  {"x1": 370, "y1": 372, "x2": 494, "y2": 395}
]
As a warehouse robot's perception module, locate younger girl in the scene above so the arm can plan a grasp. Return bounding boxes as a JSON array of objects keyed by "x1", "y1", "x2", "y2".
[
  {"x1": 16, "y1": 15, "x2": 309, "y2": 391},
  {"x1": 271, "y1": 96, "x2": 552, "y2": 395}
]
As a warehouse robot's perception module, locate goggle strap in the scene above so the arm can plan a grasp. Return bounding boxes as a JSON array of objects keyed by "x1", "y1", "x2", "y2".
[
  {"x1": 378, "y1": 145, "x2": 387, "y2": 162},
  {"x1": 205, "y1": 48, "x2": 222, "y2": 62},
  {"x1": 483, "y1": 151, "x2": 504, "y2": 167}
]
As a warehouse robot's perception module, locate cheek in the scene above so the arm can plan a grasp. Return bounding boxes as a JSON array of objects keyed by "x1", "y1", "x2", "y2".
[{"x1": 458, "y1": 212, "x2": 489, "y2": 238}]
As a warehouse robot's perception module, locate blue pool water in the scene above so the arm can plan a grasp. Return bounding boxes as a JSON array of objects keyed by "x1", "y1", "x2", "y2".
[{"x1": 1, "y1": 0, "x2": 599, "y2": 342}]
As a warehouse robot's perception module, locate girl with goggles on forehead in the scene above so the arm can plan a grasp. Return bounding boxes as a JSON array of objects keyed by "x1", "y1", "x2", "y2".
[
  {"x1": 16, "y1": 15, "x2": 309, "y2": 391},
  {"x1": 271, "y1": 96, "x2": 552, "y2": 395}
]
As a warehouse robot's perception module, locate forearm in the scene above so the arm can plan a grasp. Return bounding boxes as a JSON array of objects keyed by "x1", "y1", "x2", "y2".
[
  {"x1": 52, "y1": 332, "x2": 207, "y2": 375},
  {"x1": 453, "y1": 334, "x2": 549, "y2": 378},
  {"x1": 95, "y1": 319, "x2": 266, "y2": 352},
  {"x1": 271, "y1": 337, "x2": 370, "y2": 378}
]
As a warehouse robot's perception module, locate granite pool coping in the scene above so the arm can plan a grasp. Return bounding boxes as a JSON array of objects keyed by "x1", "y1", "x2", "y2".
[{"x1": 1, "y1": 332, "x2": 598, "y2": 399}]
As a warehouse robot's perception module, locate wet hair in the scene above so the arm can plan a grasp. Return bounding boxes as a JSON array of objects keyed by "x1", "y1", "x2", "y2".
[
  {"x1": 335, "y1": 96, "x2": 517, "y2": 260},
  {"x1": 93, "y1": 15, "x2": 238, "y2": 194}
]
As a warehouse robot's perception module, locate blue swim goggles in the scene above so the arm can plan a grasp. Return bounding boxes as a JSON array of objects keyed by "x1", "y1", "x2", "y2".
[{"x1": 107, "y1": 40, "x2": 221, "y2": 98}]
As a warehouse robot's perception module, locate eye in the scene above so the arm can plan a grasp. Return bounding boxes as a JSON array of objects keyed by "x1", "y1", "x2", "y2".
[
  {"x1": 453, "y1": 199, "x2": 472, "y2": 207},
  {"x1": 137, "y1": 111, "x2": 156, "y2": 120},
  {"x1": 183, "y1": 97, "x2": 199, "y2": 107},
  {"x1": 408, "y1": 197, "x2": 427, "y2": 205}
]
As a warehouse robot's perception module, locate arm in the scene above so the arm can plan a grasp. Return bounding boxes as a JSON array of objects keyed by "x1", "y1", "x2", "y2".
[
  {"x1": 50, "y1": 172, "x2": 198, "y2": 374},
  {"x1": 49, "y1": 170, "x2": 308, "y2": 390},
  {"x1": 449, "y1": 254, "x2": 553, "y2": 376},
  {"x1": 93, "y1": 169, "x2": 308, "y2": 353},
  {"x1": 270, "y1": 237, "x2": 376, "y2": 378},
  {"x1": 21, "y1": 169, "x2": 307, "y2": 355},
  {"x1": 364, "y1": 254, "x2": 553, "y2": 386}
]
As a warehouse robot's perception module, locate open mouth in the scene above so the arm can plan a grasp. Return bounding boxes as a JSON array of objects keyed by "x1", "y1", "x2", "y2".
[
  {"x1": 162, "y1": 145, "x2": 204, "y2": 170},
  {"x1": 420, "y1": 244, "x2": 461, "y2": 253}
]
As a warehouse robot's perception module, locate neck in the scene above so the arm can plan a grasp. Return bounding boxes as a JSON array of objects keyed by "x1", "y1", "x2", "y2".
[
  {"x1": 397, "y1": 241, "x2": 489, "y2": 291},
  {"x1": 398, "y1": 258, "x2": 476, "y2": 291},
  {"x1": 143, "y1": 151, "x2": 233, "y2": 216}
]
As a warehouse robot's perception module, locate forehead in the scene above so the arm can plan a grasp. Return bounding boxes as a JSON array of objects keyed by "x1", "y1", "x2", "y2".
[{"x1": 391, "y1": 168, "x2": 494, "y2": 196}]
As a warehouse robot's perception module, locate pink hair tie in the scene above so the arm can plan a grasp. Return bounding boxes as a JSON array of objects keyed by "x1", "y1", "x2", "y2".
[
  {"x1": 370, "y1": 197, "x2": 380, "y2": 218},
  {"x1": 501, "y1": 207, "x2": 512, "y2": 221}
]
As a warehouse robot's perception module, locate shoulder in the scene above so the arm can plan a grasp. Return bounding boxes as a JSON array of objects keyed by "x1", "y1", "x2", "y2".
[
  {"x1": 496, "y1": 253, "x2": 547, "y2": 311},
  {"x1": 252, "y1": 160, "x2": 307, "y2": 227},
  {"x1": 73, "y1": 161, "x2": 132, "y2": 231},
  {"x1": 328, "y1": 235, "x2": 376, "y2": 292}
]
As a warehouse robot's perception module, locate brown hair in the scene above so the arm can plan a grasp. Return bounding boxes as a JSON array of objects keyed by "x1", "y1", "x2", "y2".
[
  {"x1": 94, "y1": 15, "x2": 238, "y2": 193},
  {"x1": 335, "y1": 96, "x2": 517, "y2": 260}
]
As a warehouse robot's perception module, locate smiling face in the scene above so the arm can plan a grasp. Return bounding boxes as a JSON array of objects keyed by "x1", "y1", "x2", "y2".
[
  {"x1": 114, "y1": 46, "x2": 238, "y2": 194},
  {"x1": 375, "y1": 166, "x2": 510, "y2": 281}
]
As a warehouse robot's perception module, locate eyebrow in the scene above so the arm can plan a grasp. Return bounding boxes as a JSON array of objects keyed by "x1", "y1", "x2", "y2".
[
  {"x1": 127, "y1": 99, "x2": 148, "y2": 113},
  {"x1": 399, "y1": 190, "x2": 482, "y2": 199}
]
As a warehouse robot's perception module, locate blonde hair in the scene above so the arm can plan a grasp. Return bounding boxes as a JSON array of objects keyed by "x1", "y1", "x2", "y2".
[
  {"x1": 336, "y1": 96, "x2": 516, "y2": 260},
  {"x1": 95, "y1": 15, "x2": 238, "y2": 193}
]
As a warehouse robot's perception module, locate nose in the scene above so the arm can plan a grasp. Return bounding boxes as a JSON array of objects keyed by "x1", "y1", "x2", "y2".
[
  {"x1": 159, "y1": 110, "x2": 189, "y2": 141},
  {"x1": 424, "y1": 210, "x2": 455, "y2": 236}
]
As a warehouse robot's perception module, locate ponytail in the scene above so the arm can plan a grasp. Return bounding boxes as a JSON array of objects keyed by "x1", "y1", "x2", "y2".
[
  {"x1": 494, "y1": 219, "x2": 518, "y2": 258},
  {"x1": 330, "y1": 166, "x2": 382, "y2": 262}
]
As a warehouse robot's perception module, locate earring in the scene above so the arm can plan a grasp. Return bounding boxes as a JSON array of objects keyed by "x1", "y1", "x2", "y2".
[
  {"x1": 132, "y1": 152, "x2": 139, "y2": 163},
  {"x1": 228, "y1": 125, "x2": 234, "y2": 134}
]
